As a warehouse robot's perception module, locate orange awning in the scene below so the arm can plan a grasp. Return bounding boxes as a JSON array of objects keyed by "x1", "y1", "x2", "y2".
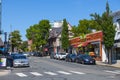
[{"x1": 78, "y1": 41, "x2": 90, "y2": 47}]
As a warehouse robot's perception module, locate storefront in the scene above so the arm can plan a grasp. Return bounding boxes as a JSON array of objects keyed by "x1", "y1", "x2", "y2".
[
  {"x1": 113, "y1": 42, "x2": 120, "y2": 60},
  {"x1": 112, "y1": 10, "x2": 120, "y2": 62},
  {"x1": 70, "y1": 31, "x2": 105, "y2": 61},
  {"x1": 85, "y1": 31, "x2": 103, "y2": 61}
]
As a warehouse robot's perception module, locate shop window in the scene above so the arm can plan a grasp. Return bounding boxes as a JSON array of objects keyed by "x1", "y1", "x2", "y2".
[
  {"x1": 117, "y1": 19, "x2": 120, "y2": 30},
  {"x1": 116, "y1": 48, "x2": 120, "y2": 60},
  {"x1": 88, "y1": 44, "x2": 100, "y2": 57}
]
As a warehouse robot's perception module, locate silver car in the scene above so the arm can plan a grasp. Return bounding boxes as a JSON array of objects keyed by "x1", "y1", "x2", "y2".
[{"x1": 12, "y1": 54, "x2": 29, "y2": 67}]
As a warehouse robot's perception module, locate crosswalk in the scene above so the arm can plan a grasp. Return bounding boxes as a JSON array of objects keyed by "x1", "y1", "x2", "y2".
[
  {"x1": 105, "y1": 70, "x2": 120, "y2": 74},
  {"x1": 14, "y1": 70, "x2": 120, "y2": 77},
  {"x1": 15, "y1": 70, "x2": 86, "y2": 77}
]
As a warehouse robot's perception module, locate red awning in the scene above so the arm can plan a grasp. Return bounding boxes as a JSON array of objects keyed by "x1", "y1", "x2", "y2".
[
  {"x1": 73, "y1": 44, "x2": 79, "y2": 48},
  {"x1": 81, "y1": 41, "x2": 90, "y2": 47}
]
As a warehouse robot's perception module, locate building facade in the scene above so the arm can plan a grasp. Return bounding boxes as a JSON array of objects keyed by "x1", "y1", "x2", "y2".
[
  {"x1": 69, "y1": 31, "x2": 108, "y2": 62},
  {"x1": 48, "y1": 21, "x2": 73, "y2": 54},
  {"x1": 112, "y1": 11, "x2": 120, "y2": 61}
]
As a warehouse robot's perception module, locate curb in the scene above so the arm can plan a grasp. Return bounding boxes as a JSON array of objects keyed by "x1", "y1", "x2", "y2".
[
  {"x1": 96, "y1": 62, "x2": 120, "y2": 68},
  {"x1": 0, "y1": 69, "x2": 11, "y2": 76}
]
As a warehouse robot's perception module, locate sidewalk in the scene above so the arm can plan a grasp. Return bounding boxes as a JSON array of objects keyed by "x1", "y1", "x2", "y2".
[
  {"x1": 0, "y1": 69, "x2": 11, "y2": 76},
  {"x1": 96, "y1": 61, "x2": 120, "y2": 68},
  {"x1": 0, "y1": 67, "x2": 11, "y2": 76}
]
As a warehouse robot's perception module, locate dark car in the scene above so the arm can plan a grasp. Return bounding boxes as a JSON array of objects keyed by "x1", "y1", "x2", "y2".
[
  {"x1": 75, "y1": 54, "x2": 96, "y2": 64},
  {"x1": 65, "y1": 53, "x2": 77, "y2": 62},
  {"x1": 33, "y1": 52, "x2": 43, "y2": 57},
  {"x1": 50, "y1": 52, "x2": 56, "y2": 59}
]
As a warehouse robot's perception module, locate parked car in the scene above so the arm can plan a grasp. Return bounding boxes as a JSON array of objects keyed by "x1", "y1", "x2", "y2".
[
  {"x1": 11, "y1": 54, "x2": 30, "y2": 67},
  {"x1": 23, "y1": 52, "x2": 30, "y2": 57},
  {"x1": 33, "y1": 52, "x2": 43, "y2": 57},
  {"x1": 54, "y1": 53, "x2": 60, "y2": 59},
  {"x1": 65, "y1": 53, "x2": 77, "y2": 62},
  {"x1": 50, "y1": 52, "x2": 56, "y2": 59},
  {"x1": 58, "y1": 52, "x2": 67, "y2": 60},
  {"x1": 75, "y1": 54, "x2": 96, "y2": 64}
]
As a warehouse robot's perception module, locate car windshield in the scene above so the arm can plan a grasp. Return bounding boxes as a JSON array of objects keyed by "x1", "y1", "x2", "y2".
[
  {"x1": 60, "y1": 53, "x2": 66, "y2": 55},
  {"x1": 71, "y1": 54, "x2": 76, "y2": 57},
  {"x1": 82, "y1": 55, "x2": 92, "y2": 59},
  {"x1": 13, "y1": 55, "x2": 26, "y2": 59}
]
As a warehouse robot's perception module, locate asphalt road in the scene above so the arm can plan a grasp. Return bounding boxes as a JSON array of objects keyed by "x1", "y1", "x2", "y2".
[{"x1": 0, "y1": 56, "x2": 120, "y2": 80}]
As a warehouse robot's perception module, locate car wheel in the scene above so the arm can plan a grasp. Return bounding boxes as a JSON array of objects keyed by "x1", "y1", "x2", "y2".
[
  {"x1": 65, "y1": 58, "x2": 68, "y2": 62},
  {"x1": 81, "y1": 61, "x2": 84, "y2": 64},
  {"x1": 76, "y1": 59, "x2": 79, "y2": 63},
  {"x1": 69, "y1": 59, "x2": 72, "y2": 62},
  {"x1": 58, "y1": 57, "x2": 60, "y2": 60}
]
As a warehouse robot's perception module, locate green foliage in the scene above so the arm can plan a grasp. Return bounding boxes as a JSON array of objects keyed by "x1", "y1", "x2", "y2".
[
  {"x1": 61, "y1": 19, "x2": 69, "y2": 50},
  {"x1": 90, "y1": 2, "x2": 115, "y2": 49},
  {"x1": 20, "y1": 41, "x2": 28, "y2": 52},
  {"x1": 71, "y1": 25, "x2": 79, "y2": 37},
  {"x1": 26, "y1": 19, "x2": 51, "y2": 51},
  {"x1": 71, "y1": 19, "x2": 101, "y2": 37},
  {"x1": 101, "y1": 13, "x2": 115, "y2": 48},
  {"x1": 10, "y1": 30, "x2": 22, "y2": 51}
]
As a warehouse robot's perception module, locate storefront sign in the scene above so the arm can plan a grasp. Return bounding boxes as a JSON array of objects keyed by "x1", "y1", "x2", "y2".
[
  {"x1": 70, "y1": 37, "x2": 81, "y2": 44},
  {"x1": 0, "y1": 58, "x2": 6, "y2": 67},
  {"x1": 69, "y1": 31, "x2": 103, "y2": 47},
  {"x1": 86, "y1": 31, "x2": 103, "y2": 42}
]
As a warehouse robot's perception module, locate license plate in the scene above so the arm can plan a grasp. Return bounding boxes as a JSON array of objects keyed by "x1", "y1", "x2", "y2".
[{"x1": 90, "y1": 61, "x2": 93, "y2": 63}]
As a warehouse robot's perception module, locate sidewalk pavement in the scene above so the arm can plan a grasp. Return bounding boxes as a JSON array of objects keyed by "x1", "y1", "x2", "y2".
[
  {"x1": 96, "y1": 61, "x2": 120, "y2": 68},
  {"x1": 0, "y1": 68, "x2": 11, "y2": 76}
]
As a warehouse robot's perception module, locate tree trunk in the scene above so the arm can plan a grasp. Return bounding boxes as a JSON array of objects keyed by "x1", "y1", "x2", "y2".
[
  {"x1": 12, "y1": 45, "x2": 14, "y2": 52},
  {"x1": 108, "y1": 48, "x2": 112, "y2": 64}
]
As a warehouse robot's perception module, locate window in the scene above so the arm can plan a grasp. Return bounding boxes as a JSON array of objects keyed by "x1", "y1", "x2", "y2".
[{"x1": 117, "y1": 19, "x2": 120, "y2": 30}]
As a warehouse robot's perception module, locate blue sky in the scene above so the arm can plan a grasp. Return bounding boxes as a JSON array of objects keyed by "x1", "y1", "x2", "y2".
[{"x1": 1, "y1": 0, "x2": 120, "y2": 41}]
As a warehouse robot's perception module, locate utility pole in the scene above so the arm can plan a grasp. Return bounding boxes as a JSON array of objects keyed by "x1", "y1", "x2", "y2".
[
  {"x1": 4, "y1": 32, "x2": 7, "y2": 54},
  {"x1": 0, "y1": 0, "x2": 2, "y2": 35}
]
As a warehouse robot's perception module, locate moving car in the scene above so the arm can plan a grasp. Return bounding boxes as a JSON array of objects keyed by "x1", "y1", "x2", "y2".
[
  {"x1": 75, "y1": 54, "x2": 96, "y2": 64},
  {"x1": 12, "y1": 54, "x2": 30, "y2": 67}
]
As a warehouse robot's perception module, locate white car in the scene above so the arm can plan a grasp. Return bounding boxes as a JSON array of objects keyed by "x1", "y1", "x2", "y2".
[
  {"x1": 54, "y1": 53, "x2": 60, "y2": 59},
  {"x1": 23, "y1": 52, "x2": 30, "y2": 57},
  {"x1": 12, "y1": 54, "x2": 30, "y2": 67},
  {"x1": 58, "y1": 52, "x2": 67, "y2": 60}
]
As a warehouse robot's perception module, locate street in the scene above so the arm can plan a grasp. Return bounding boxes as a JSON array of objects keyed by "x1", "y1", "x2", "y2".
[{"x1": 0, "y1": 56, "x2": 120, "y2": 80}]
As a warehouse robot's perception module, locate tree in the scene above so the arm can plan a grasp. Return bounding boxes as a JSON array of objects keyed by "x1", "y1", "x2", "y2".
[
  {"x1": 78, "y1": 19, "x2": 101, "y2": 34},
  {"x1": 10, "y1": 30, "x2": 22, "y2": 52},
  {"x1": 71, "y1": 25, "x2": 78, "y2": 37},
  {"x1": 71, "y1": 19, "x2": 101, "y2": 37},
  {"x1": 61, "y1": 19, "x2": 69, "y2": 52},
  {"x1": 26, "y1": 19, "x2": 51, "y2": 52},
  {"x1": 19, "y1": 41, "x2": 28, "y2": 52},
  {"x1": 91, "y1": 1, "x2": 115, "y2": 64},
  {"x1": 101, "y1": 2, "x2": 115, "y2": 64}
]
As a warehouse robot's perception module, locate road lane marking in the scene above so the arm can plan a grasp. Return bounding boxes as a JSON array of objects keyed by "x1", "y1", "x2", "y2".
[
  {"x1": 70, "y1": 71, "x2": 85, "y2": 74},
  {"x1": 44, "y1": 72, "x2": 58, "y2": 75},
  {"x1": 105, "y1": 70, "x2": 120, "y2": 74},
  {"x1": 57, "y1": 71, "x2": 71, "y2": 75},
  {"x1": 30, "y1": 72, "x2": 43, "y2": 76},
  {"x1": 16, "y1": 73, "x2": 27, "y2": 77}
]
